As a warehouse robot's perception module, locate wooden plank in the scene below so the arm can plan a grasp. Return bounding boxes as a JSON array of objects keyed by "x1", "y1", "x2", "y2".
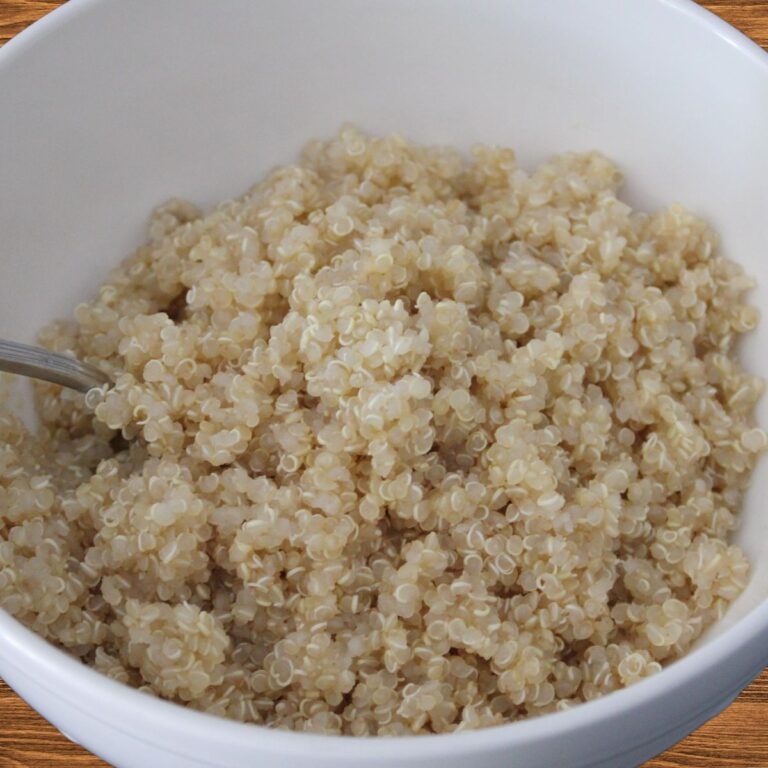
[
  {"x1": 0, "y1": 680, "x2": 108, "y2": 767},
  {"x1": 1, "y1": 1, "x2": 767, "y2": 767},
  {"x1": 700, "y1": 1, "x2": 768, "y2": 48},
  {"x1": 0, "y1": 1, "x2": 60, "y2": 46}
]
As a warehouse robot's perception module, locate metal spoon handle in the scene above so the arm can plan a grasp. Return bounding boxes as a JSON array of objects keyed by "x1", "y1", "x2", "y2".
[{"x1": 0, "y1": 339, "x2": 111, "y2": 393}]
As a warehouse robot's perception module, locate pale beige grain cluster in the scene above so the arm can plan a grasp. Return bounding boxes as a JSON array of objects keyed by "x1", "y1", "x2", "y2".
[{"x1": 0, "y1": 127, "x2": 765, "y2": 734}]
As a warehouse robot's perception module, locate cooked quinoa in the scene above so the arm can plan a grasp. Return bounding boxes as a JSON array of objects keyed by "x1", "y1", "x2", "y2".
[{"x1": 0, "y1": 128, "x2": 765, "y2": 735}]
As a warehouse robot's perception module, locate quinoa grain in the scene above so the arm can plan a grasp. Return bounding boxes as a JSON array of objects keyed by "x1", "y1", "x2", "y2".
[{"x1": 0, "y1": 128, "x2": 764, "y2": 734}]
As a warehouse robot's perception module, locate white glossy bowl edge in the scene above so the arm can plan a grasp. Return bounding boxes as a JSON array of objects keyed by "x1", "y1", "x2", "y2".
[{"x1": 1, "y1": 1, "x2": 768, "y2": 766}]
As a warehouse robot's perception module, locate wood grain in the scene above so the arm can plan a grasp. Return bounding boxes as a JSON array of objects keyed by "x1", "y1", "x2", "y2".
[
  {"x1": 0, "y1": 1, "x2": 767, "y2": 767},
  {"x1": 698, "y1": 0, "x2": 768, "y2": 48},
  {"x1": 0, "y1": 0, "x2": 58, "y2": 46},
  {"x1": 0, "y1": 680, "x2": 104, "y2": 768}
]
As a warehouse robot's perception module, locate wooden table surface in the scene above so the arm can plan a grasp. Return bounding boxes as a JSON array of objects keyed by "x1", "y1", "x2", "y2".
[{"x1": 1, "y1": 1, "x2": 768, "y2": 766}]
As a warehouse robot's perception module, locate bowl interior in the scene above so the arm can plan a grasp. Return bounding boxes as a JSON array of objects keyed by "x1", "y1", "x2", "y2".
[{"x1": 1, "y1": 0, "x2": 768, "y2": 641}]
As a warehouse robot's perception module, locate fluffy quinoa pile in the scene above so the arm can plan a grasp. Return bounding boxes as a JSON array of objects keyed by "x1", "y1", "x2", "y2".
[{"x1": 0, "y1": 128, "x2": 765, "y2": 734}]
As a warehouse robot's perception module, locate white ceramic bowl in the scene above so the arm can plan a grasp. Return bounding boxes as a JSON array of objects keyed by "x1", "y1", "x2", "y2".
[{"x1": 2, "y1": 1, "x2": 768, "y2": 766}]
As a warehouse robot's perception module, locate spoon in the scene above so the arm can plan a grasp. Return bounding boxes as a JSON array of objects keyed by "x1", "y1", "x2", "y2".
[{"x1": 0, "y1": 339, "x2": 111, "y2": 393}]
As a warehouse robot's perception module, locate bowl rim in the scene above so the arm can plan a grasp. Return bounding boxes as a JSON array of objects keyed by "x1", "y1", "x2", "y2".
[
  {"x1": 1, "y1": 0, "x2": 768, "y2": 761},
  {"x1": 2, "y1": 589, "x2": 767, "y2": 762}
]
